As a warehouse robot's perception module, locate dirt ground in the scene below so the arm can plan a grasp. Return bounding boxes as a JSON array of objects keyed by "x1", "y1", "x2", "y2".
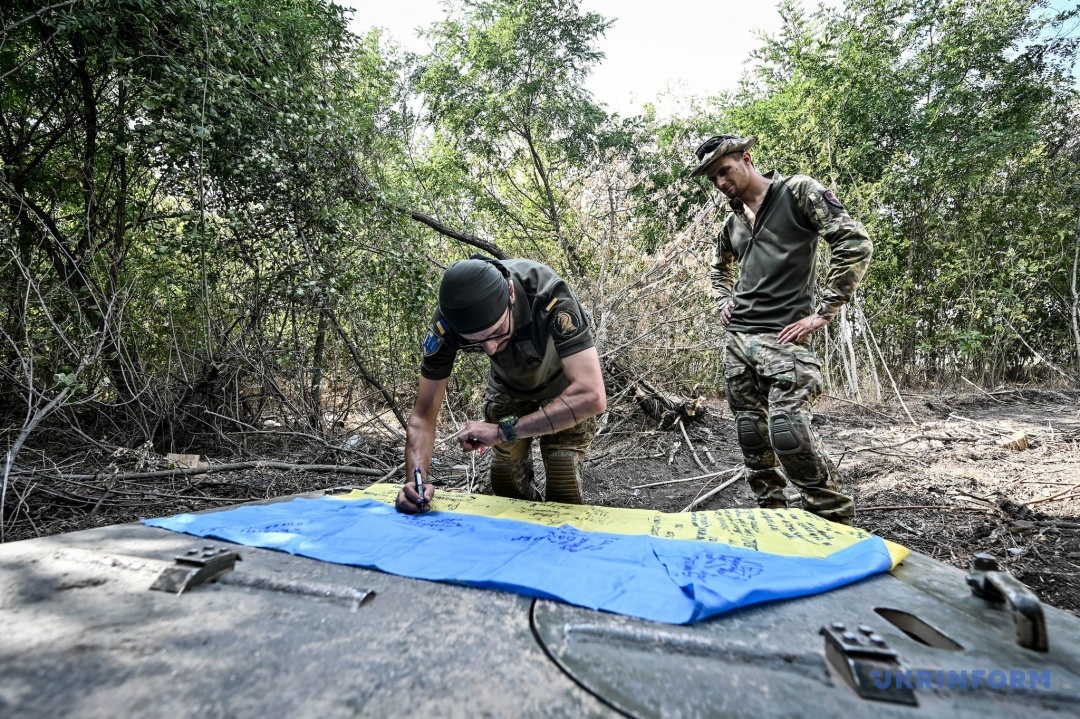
[{"x1": 5, "y1": 387, "x2": 1079, "y2": 616}]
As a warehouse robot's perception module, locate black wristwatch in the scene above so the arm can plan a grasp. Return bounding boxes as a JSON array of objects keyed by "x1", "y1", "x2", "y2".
[{"x1": 498, "y1": 415, "x2": 519, "y2": 442}]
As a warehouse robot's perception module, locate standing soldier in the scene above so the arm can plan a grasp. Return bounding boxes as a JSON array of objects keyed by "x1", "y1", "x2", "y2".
[
  {"x1": 691, "y1": 134, "x2": 873, "y2": 524},
  {"x1": 396, "y1": 256, "x2": 607, "y2": 513}
]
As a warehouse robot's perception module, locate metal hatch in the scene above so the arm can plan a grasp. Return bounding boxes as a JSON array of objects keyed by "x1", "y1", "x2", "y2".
[
  {"x1": 530, "y1": 552, "x2": 1080, "y2": 719},
  {"x1": 3, "y1": 496, "x2": 1079, "y2": 718}
]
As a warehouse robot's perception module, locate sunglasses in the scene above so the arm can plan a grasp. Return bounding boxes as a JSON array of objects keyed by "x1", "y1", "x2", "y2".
[{"x1": 694, "y1": 134, "x2": 740, "y2": 161}]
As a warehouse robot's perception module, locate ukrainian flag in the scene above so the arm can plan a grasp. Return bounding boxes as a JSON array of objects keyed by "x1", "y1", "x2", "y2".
[{"x1": 145, "y1": 484, "x2": 906, "y2": 625}]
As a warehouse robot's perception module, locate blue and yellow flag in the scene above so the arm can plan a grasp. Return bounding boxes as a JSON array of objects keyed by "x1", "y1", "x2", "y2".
[{"x1": 145, "y1": 484, "x2": 906, "y2": 625}]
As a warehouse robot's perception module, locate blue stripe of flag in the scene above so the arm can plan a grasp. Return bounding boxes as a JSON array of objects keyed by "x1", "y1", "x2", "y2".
[{"x1": 145, "y1": 497, "x2": 894, "y2": 624}]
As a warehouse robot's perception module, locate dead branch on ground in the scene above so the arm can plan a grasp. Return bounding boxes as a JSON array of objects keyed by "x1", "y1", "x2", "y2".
[{"x1": 682, "y1": 473, "x2": 743, "y2": 512}]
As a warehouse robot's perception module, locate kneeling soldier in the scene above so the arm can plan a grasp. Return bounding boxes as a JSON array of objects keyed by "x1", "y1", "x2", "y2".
[{"x1": 397, "y1": 256, "x2": 607, "y2": 513}]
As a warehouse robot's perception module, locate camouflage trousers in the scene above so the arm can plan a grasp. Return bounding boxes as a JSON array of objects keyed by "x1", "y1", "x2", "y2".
[
  {"x1": 723, "y1": 332, "x2": 854, "y2": 521},
  {"x1": 482, "y1": 386, "x2": 597, "y2": 505}
]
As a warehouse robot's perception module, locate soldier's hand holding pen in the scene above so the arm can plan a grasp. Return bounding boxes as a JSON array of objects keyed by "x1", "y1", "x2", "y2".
[
  {"x1": 395, "y1": 468, "x2": 435, "y2": 514},
  {"x1": 778, "y1": 313, "x2": 829, "y2": 344}
]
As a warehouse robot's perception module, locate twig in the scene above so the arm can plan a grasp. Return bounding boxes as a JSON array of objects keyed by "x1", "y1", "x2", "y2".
[
  {"x1": 590, "y1": 453, "x2": 665, "y2": 465},
  {"x1": 203, "y1": 409, "x2": 259, "y2": 430},
  {"x1": 632, "y1": 467, "x2": 738, "y2": 490},
  {"x1": 849, "y1": 433, "x2": 977, "y2": 452},
  {"x1": 947, "y1": 413, "x2": 1015, "y2": 437},
  {"x1": 1025, "y1": 492, "x2": 1080, "y2": 506},
  {"x1": 860, "y1": 312, "x2": 918, "y2": 426},
  {"x1": 895, "y1": 521, "x2": 922, "y2": 536},
  {"x1": 676, "y1": 419, "x2": 709, "y2": 474},
  {"x1": 7, "y1": 479, "x2": 40, "y2": 538},
  {"x1": 23, "y1": 483, "x2": 149, "y2": 507},
  {"x1": 824, "y1": 394, "x2": 898, "y2": 421},
  {"x1": 0, "y1": 1, "x2": 79, "y2": 37},
  {"x1": 2, "y1": 385, "x2": 74, "y2": 542},
  {"x1": 954, "y1": 490, "x2": 997, "y2": 504},
  {"x1": 858, "y1": 504, "x2": 1000, "y2": 513},
  {"x1": 960, "y1": 376, "x2": 1004, "y2": 404},
  {"x1": 138, "y1": 490, "x2": 262, "y2": 503},
  {"x1": 79, "y1": 473, "x2": 119, "y2": 529},
  {"x1": 375, "y1": 429, "x2": 463, "y2": 483},
  {"x1": 1001, "y1": 316, "x2": 1077, "y2": 383},
  {"x1": 16, "y1": 461, "x2": 385, "y2": 483},
  {"x1": 1023, "y1": 483, "x2": 1080, "y2": 506},
  {"x1": 851, "y1": 447, "x2": 928, "y2": 464},
  {"x1": 681, "y1": 473, "x2": 743, "y2": 513}
]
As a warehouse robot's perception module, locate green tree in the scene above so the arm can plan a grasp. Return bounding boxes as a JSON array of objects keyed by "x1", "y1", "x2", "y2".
[
  {"x1": 417, "y1": 0, "x2": 611, "y2": 275},
  {"x1": 0, "y1": 0, "x2": 414, "y2": 448},
  {"x1": 727, "y1": 0, "x2": 1080, "y2": 383}
]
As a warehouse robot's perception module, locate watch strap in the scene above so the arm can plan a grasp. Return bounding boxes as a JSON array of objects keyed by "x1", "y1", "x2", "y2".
[{"x1": 498, "y1": 415, "x2": 519, "y2": 442}]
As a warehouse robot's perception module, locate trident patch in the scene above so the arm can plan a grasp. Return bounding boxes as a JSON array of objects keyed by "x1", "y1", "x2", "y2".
[{"x1": 422, "y1": 331, "x2": 443, "y2": 356}]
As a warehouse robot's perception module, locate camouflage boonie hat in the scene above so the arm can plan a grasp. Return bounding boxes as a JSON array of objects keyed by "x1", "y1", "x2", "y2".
[{"x1": 689, "y1": 134, "x2": 758, "y2": 178}]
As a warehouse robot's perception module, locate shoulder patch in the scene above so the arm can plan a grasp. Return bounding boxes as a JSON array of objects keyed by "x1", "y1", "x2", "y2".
[
  {"x1": 551, "y1": 309, "x2": 583, "y2": 340},
  {"x1": 822, "y1": 189, "x2": 845, "y2": 210},
  {"x1": 422, "y1": 331, "x2": 444, "y2": 357}
]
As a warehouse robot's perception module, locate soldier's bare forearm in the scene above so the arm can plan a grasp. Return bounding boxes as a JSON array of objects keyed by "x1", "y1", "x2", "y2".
[
  {"x1": 514, "y1": 391, "x2": 601, "y2": 439},
  {"x1": 512, "y1": 348, "x2": 606, "y2": 440}
]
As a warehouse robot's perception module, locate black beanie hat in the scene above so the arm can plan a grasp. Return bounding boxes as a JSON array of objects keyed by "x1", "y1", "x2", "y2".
[{"x1": 438, "y1": 259, "x2": 510, "y2": 333}]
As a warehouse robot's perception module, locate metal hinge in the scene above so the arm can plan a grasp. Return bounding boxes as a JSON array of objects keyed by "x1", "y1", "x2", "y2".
[{"x1": 966, "y1": 552, "x2": 1048, "y2": 652}]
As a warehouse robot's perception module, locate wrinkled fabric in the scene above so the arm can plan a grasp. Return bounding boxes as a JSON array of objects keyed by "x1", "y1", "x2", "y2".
[{"x1": 145, "y1": 496, "x2": 894, "y2": 625}]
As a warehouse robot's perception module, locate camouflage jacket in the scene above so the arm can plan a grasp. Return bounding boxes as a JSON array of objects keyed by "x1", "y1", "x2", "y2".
[{"x1": 709, "y1": 172, "x2": 872, "y2": 332}]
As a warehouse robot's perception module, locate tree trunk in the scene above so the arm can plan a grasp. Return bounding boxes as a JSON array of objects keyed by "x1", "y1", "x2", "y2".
[{"x1": 1071, "y1": 213, "x2": 1080, "y2": 373}]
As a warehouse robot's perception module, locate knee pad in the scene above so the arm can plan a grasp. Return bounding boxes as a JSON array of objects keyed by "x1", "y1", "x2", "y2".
[
  {"x1": 735, "y1": 412, "x2": 768, "y2": 451},
  {"x1": 541, "y1": 448, "x2": 583, "y2": 504},
  {"x1": 770, "y1": 413, "x2": 810, "y2": 455},
  {"x1": 490, "y1": 458, "x2": 539, "y2": 501}
]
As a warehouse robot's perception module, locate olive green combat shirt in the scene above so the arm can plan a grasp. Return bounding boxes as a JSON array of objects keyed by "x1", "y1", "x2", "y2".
[
  {"x1": 710, "y1": 172, "x2": 873, "y2": 333},
  {"x1": 421, "y1": 259, "x2": 594, "y2": 400}
]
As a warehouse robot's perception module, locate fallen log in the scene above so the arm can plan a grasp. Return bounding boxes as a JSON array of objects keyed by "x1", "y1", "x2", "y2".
[
  {"x1": 603, "y1": 358, "x2": 705, "y2": 428},
  {"x1": 12, "y1": 461, "x2": 385, "y2": 483}
]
